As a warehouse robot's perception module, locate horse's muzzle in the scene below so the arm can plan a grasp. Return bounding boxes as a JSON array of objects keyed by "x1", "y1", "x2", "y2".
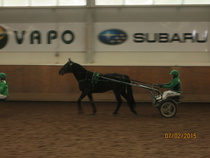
[{"x1": 58, "y1": 70, "x2": 64, "y2": 75}]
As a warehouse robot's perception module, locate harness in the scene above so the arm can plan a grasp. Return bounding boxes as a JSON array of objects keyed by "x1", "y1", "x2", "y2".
[{"x1": 91, "y1": 72, "x2": 101, "y2": 85}]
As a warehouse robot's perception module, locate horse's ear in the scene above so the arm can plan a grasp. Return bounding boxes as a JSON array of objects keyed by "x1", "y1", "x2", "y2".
[{"x1": 68, "y1": 58, "x2": 73, "y2": 65}]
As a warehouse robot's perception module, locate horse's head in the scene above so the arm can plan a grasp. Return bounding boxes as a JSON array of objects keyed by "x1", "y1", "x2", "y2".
[{"x1": 59, "y1": 58, "x2": 74, "y2": 75}]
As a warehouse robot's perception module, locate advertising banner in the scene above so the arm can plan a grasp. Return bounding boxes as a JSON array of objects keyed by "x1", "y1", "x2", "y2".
[
  {"x1": 0, "y1": 22, "x2": 209, "y2": 52},
  {"x1": 0, "y1": 23, "x2": 86, "y2": 51},
  {"x1": 95, "y1": 22, "x2": 209, "y2": 51}
]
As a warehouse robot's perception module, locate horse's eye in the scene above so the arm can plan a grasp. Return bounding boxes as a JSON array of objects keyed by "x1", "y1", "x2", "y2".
[{"x1": 69, "y1": 63, "x2": 73, "y2": 66}]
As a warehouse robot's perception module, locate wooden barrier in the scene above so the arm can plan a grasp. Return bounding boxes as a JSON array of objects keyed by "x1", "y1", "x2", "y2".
[{"x1": 0, "y1": 65, "x2": 209, "y2": 102}]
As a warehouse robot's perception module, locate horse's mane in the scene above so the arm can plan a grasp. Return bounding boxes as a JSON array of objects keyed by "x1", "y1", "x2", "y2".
[
  {"x1": 73, "y1": 62, "x2": 87, "y2": 73},
  {"x1": 71, "y1": 62, "x2": 93, "y2": 81}
]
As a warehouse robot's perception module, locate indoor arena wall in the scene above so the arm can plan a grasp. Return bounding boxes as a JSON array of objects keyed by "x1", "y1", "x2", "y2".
[{"x1": 0, "y1": 65, "x2": 209, "y2": 102}]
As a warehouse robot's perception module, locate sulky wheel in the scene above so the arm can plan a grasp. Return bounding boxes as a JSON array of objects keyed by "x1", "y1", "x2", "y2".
[{"x1": 158, "y1": 99, "x2": 177, "y2": 118}]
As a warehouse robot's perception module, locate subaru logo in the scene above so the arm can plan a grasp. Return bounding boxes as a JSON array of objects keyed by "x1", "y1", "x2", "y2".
[{"x1": 98, "y1": 29, "x2": 127, "y2": 45}]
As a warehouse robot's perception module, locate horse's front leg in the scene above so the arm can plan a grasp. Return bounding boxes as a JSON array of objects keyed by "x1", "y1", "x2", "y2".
[
  {"x1": 77, "y1": 92, "x2": 87, "y2": 114},
  {"x1": 87, "y1": 93, "x2": 97, "y2": 116}
]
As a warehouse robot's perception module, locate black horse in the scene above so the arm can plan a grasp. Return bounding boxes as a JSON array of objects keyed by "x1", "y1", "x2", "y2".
[{"x1": 59, "y1": 59, "x2": 137, "y2": 115}]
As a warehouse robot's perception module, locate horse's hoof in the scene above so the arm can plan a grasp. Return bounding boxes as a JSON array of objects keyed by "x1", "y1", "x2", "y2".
[
  {"x1": 133, "y1": 112, "x2": 139, "y2": 115},
  {"x1": 78, "y1": 111, "x2": 84, "y2": 114}
]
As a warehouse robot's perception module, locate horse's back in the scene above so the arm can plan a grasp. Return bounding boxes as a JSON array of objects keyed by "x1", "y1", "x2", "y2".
[{"x1": 103, "y1": 73, "x2": 130, "y2": 82}]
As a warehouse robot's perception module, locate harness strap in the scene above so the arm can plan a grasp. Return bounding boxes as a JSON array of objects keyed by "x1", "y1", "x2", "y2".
[{"x1": 91, "y1": 72, "x2": 101, "y2": 85}]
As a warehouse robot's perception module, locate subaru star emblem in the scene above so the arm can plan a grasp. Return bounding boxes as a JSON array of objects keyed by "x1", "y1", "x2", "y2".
[{"x1": 98, "y1": 29, "x2": 127, "y2": 45}]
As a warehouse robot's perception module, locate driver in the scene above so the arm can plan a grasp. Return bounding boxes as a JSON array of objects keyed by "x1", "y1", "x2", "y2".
[
  {"x1": 156, "y1": 70, "x2": 182, "y2": 100},
  {"x1": 0, "y1": 73, "x2": 9, "y2": 100}
]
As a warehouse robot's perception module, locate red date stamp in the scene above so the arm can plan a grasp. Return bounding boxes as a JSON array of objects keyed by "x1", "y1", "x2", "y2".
[{"x1": 164, "y1": 133, "x2": 197, "y2": 139}]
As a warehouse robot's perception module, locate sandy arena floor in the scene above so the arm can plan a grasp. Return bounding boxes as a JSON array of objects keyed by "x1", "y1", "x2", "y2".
[{"x1": 0, "y1": 101, "x2": 209, "y2": 158}]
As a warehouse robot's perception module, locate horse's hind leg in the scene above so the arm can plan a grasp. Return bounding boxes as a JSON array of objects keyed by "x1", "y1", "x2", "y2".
[
  {"x1": 113, "y1": 91, "x2": 123, "y2": 115},
  {"x1": 87, "y1": 93, "x2": 97, "y2": 115},
  {"x1": 77, "y1": 92, "x2": 87, "y2": 114}
]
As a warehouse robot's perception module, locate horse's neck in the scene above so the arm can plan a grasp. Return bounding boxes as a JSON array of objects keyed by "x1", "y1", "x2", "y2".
[{"x1": 73, "y1": 64, "x2": 91, "y2": 81}]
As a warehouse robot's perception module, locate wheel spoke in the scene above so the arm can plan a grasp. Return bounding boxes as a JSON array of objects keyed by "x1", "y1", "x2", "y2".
[
  {"x1": 167, "y1": 104, "x2": 172, "y2": 110},
  {"x1": 167, "y1": 109, "x2": 172, "y2": 115}
]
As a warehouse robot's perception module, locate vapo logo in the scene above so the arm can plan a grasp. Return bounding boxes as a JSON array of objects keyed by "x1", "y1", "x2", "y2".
[
  {"x1": 98, "y1": 29, "x2": 127, "y2": 45},
  {"x1": 0, "y1": 26, "x2": 8, "y2": 49}
]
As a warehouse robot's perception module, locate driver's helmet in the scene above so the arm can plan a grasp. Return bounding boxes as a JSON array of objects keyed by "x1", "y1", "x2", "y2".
[
  {"x1": 0, "y1": 73, "x2": 6, "y2": 80},
  {"x1": 170, "y1": 70, "x2": 179, "y2": 77}
]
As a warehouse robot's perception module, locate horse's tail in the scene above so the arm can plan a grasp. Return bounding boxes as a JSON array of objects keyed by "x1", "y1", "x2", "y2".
[
  {"x1": 126, "y1": 84, "x2": 136, "y2": 106},
  {"x1": 124, "y1": 75, "x2": 136, "y2": 107}
]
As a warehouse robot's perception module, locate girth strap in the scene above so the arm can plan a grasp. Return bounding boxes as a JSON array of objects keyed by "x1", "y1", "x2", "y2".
[{"x1": 91, "y1": 72, "x2": 101, "y2": 85}]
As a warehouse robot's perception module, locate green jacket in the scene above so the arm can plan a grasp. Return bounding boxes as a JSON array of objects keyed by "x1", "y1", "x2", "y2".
[
  {"x1": 0, "y1": 80, "x2": 9, "y2": 96},
  {"x1": 162, "y1": 77, "x2": 182, "y2": 93}
]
